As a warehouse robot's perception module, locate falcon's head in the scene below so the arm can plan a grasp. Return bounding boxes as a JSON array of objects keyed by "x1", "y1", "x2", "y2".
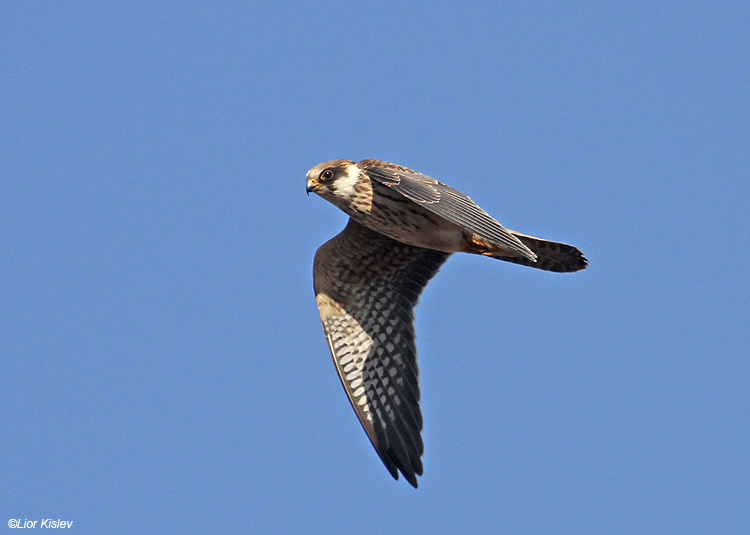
[{"x1": 306, "y1": 160, "x2": 363, "y2": 210}]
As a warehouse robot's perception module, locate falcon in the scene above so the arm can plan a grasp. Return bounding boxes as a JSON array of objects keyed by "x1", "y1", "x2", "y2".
[{"x1": 306, "y1": 159, "x2": 587, "y2": 487}]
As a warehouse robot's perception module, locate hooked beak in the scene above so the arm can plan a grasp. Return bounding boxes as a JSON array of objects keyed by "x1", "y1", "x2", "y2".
[{"x1": 306, "y1": 178, "x2": 321, "y2": 195}]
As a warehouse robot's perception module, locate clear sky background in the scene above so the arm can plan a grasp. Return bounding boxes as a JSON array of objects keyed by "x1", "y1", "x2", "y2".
[{"x1": 2, "y1": 2, "x2": 748, "y2": 534}]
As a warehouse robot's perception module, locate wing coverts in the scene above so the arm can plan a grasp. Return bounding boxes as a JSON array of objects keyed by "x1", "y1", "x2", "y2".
[{"x1": 314, "y1": 219, "x2": 451, "y2": 487}]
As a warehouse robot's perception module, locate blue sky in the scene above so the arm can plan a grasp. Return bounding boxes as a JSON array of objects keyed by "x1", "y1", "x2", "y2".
[{"x1": 2, "y1": 2, "x2": 748, "y2": 533}]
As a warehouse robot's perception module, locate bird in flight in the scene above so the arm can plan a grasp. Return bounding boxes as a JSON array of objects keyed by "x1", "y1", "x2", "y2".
[{"x1": 307, "y1": 159, "x2": 587, "y2": 487}]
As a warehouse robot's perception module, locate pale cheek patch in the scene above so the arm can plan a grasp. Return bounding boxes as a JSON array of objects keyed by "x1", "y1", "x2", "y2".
[{"x1": 332, "y1": 165, "x2": 361, "y2": 201}]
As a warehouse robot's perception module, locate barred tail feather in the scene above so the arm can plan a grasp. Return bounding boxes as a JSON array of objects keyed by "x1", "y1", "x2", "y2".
[{"x1": 490, "y1": 231, "x2": 588, "y2": 273}]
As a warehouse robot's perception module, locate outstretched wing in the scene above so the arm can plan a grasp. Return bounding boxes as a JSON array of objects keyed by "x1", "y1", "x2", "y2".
[
  {"x1": 360, "y1": 159, "x2": 537, "y2": 262},
  {"x1": 313, "y1": 219, "x2": 451, "y2": 487}
]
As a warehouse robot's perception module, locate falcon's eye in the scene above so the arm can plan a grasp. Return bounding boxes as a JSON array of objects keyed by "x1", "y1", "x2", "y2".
[{"x1": 320, "y1": 169, "x2": 334, "y2": 182}]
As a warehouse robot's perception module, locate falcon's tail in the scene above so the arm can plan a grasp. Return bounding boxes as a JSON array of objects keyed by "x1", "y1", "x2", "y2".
[{"x1": 467, "y1": 231, "x2": 588, "y2": 273}]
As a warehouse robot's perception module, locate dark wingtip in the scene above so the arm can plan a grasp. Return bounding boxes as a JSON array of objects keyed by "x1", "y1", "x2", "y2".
[
  {"x1": 379, "y1": 449, "x2": 421, "y2": 488},
  {"x1": 402, "y1": 469, "x2": 419, "y2": 488}
]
